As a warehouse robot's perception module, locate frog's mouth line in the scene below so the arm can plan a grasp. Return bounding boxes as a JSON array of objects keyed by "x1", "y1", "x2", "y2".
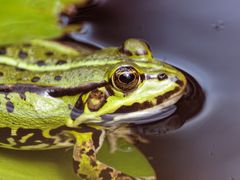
[{"x1": 99, "y1": 94, "x2": 182, "y2": 125}]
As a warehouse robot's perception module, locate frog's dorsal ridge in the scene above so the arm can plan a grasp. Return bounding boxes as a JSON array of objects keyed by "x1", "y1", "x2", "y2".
[{"x1": 0, "y1": 40, "x2": 124, "y2": 72}]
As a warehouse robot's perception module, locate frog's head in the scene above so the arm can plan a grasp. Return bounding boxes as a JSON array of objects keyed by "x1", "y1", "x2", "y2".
[{"x1": 77, "y1": 39, "x2": 187, "y2": 126}]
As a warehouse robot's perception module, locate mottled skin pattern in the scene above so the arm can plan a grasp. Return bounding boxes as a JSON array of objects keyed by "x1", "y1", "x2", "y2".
[{"x1": 0, "y1": 39, "x2": 187, "y2": 179}]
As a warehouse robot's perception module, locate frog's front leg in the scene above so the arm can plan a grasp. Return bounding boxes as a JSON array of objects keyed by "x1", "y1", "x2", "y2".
[{"x1": 71, "y1": 129, "x2": 136, "y2": 180}]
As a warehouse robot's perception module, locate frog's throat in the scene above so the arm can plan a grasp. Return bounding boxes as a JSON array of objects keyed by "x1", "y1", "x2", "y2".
[{"x1": 93, "y1": 93, "x2": 183, "y2": 125}]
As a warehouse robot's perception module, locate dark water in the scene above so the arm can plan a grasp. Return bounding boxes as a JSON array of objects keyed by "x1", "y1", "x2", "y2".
[{"x1": 66, "y1": 0, "x2": 240, "y2": 179}]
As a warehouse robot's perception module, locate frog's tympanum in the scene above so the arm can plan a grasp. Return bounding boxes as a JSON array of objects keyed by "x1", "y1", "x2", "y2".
[{"x1": 0, "y1": 39, "x2": 186, "y2": 179}]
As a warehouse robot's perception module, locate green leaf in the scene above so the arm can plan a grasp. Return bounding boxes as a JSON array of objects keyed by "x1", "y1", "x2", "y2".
[
  {"x1": 0, "y1": 148, "x2": 77, "y2": 180},
  {"x1": 0, "y1": 0, "x2": 62, "y2": 45},
  {"x1": 98, "y1": 139, "x2": 156, "y2": 178},
  {"x1": 0, "y1": 140, "x2": 155, "y2": 179},
  {"x1": 0, "y1": 0, "x2": 87, "y2": 45}
]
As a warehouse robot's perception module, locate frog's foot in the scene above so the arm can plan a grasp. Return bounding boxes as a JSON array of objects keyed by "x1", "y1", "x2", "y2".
[
  {"x1": 106, "y1": 125, "x2": 148, "y2": 153},
  {"x1": 70, "y1": 128, "x2": 139, "y2": 180}
]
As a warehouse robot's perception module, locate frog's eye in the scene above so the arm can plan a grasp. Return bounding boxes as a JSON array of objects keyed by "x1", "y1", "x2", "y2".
[{"x1": 111, "y1": 66, "x2": 141, "y2": 92}]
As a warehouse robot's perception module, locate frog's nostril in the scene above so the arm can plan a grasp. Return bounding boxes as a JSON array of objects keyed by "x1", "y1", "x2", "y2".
[{"x1": 157, "y1": 73, "x2": 168, "y2": 81}]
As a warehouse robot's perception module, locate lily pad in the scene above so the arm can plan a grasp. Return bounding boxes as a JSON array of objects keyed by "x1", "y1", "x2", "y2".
[
  {"x1": 0, "y1": 0, "x2": 86, "y2": 45},
  {"x1": 98, "y1": 139, "x2": 155, "y2": 178},
  {"x1": 0, "y1": 140, "x2": 155, "y2": 179}
]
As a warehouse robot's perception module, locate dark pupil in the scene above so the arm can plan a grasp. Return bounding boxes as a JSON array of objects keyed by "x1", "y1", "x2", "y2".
[{"x1": 119, "y1": 73, "x2": 135, "y2": 84}]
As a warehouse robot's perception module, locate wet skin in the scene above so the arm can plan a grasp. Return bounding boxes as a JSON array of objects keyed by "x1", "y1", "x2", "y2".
[{"x1": 0, "y1": 39, "x2": 186, "y2": 179}]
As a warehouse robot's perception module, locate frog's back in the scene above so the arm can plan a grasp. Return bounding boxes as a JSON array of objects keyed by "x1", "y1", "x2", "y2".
[
  {"x1": 0, "y1": 40, "x2": 123, "y2": 87},
  {"x1": 0, "y1": 41, "x2": 120, "y2": 130}
]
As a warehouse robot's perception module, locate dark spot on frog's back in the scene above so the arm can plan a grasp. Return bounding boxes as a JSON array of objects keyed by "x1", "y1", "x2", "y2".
[
  {"x1": 0, "y1": 47, "x2": 7, "y2": 55},
  {"x1": 45, "y1": 51, "x2": 54, "y2": 56},
  {"x1": 15, "y1": 67, "x2": 26, "y2": 72},
  {"x1": 6, "y1": 101, "x2": 14, "y2": 113},
  {"x1": 0, "y1": 72, "x2": 3, "y2": 77},
  {"x1": 23, "y1": 43, "x2": 31, "y2": 47},
  {"x1": 56, "y1": 60, "x2": 67, "y2": 65},
  {"x1": 31, "y1": 76, "x2": 40, "y2": 82},
  {"x1": 54, "y1": 75, "x2": 62, "y2": 81},
  {"x1": 36, "y1": 60, "x2": 46, "y2": 66},
  {"x1": 18, "y1": 50, "x2": 28, "y2": 59}
]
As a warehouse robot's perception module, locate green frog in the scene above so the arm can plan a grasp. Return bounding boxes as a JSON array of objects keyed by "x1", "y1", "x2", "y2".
[{"x1": 0, "y1": 39, "x2": 187, "y2": 179}]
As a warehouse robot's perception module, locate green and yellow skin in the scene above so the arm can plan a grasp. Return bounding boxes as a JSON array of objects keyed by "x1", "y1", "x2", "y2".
[{"x1": 0, "y1": 39, "x2": 187, "y2": 179}]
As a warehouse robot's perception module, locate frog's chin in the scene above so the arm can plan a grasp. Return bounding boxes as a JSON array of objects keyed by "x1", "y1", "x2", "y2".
[{"x1": 98, "y1": 94, "x2": 182, "y2": 126}]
